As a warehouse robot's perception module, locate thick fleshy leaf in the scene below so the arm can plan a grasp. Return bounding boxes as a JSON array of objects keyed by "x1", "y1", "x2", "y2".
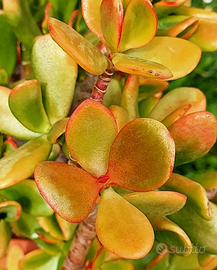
[
  {"x1": 0, "y1": 86, "x2": 40, "y2": 140},
  {"x1": 112, "y1": 53, "x2": 173, "y2": 79},
  {"x1": 35, "y1": 228, "x2": 62, "y2": 245},
  {"x1": 169, "y1": 201, "x2": 217, "y2": 254},
  {"x1": 48, "y1": 18, "x2": 108, "y2": 75},
  {"x1": 109, "y1": 105, "x2": 129, "y2": 131},
  {"x1": 10, "y1": 211, "x2": 40, "y2": 239},
  {"x1": 147, "y1": 87, "x2": 206, "y2": 121},
  {"x1": 162, "y1": 173, "x2": 212, "y2": 220},
  {"x1": 55, "y1": 214, "x2": 77, "y2": 241},
  {"x1": 0, "y1": 220, "x2": 11, "y2": 259},
  {"x1": 19, "y1": 249, "x2": 59, "y2": 270},
  {"x1": 146, "y1": 251, "x2": 170, "y2": 270},
  {"x1": 66, "y1": 99, "x2": 118, "y2": 177},
  {"x1": 35, "y1": 161, "x2": 101, "y2": 222},
  {"x1": 96, "y1": 187, "x2": 154, "y2": 259},
  {"x1": 192, "y1": 171, "x2": 217, "y2": 190},
  {"x1": 175, "y1": 6, "x2": 217, "y2": 20},
  {"x1": 103, "y1": 79, "x2": 122, "y2": 108},
  {"x1": 163, "y1": 253, "x2": 200, "y2": 270},
  {"x1": 189, "y1": 19, "x2": 217, "y2": 52},
  {"x1": 101, "y1": 260, "x2": 135, "y2": 270},
  {"x1": 5, "y1": 245, "x2": 24, "y2": 270},
  {"x1": 100, "y1": 0, "x2": 123, "y2": 52},
  {"x1": 37, "y1": 215, "x2": 64, "y2": 240},
  {"x1": 138, "y1": 96, "x2": 159, "y2": 118},
  {"x1": 0, "y1": 136, "x2": 52, "y2": 189},
  {"x1": 47, "y1": 118, "x2": 69, "y2": 144},
  {"x1": 169, "y1": 111, "x2": 217, "y2": 165},
  {"x1": 107, "y1": 118, "x2": 175, "y2": 191},
  {"x1": 9, "y1": 80, "x2": 51, "y2": 133},
  {"x1": 118, "y1": 0, "x2": 157, "y2": 52},
  {"x1": 0, "y1": 179, "x2": 53, "y2": 216},
  {"x1": 32, "y1": 34, "x2": 78, "y2": 124},
  {"x1": 124, "y1": 191, "x2": 186, "y2": 216},
  {"x1": 81, "y1": 0, "x2": 105, "y2": 42},
  {"x1": 120, "y1": 75, "x2": 139, "y2": 121},
  {"x1": 154, "y1": 0, "x2": 187, "y2": 18},
  {"x1": 0, "y1": 12, "x2": 17, "y2": 77},
  {"x1": 149, "y1": 216, "x2": 192, "y2": 256},
  {"x1": 125, "y1": 37, "x2": 201, "y2": 80},
  {"x1": 3, "y1": 0, "x2": 41, "y2": 50},
  {"x1": 0, "y1": 201, "x2": 22, "y2": 222}
]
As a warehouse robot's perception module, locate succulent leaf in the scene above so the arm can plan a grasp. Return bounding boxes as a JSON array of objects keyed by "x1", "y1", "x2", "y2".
[
  {"x1": 0, "y1": 220, "x2": 11, "y2": 259},
  {"x1": 109, "y1": 105, "x2": 129, "y2": 131},
  {"x1": 107, "y1": 118, "x2": 175, "y2": 191},
  {"x1": 9, "y1": 80, "x2": 51, "y2": 134},
  {"x1": 100, "y1": 260, "x2": 135, "y2": 270},
  {"x1": 96, "y1": 187, "x2": 154, "y2": 259},
  {"x1": 5, "y1": 245, "x2": 24, "y2": 270},
  {"x1": 48, "y1": 17, "x2": 108, "y2": 75},
  {"x1": 66, "y1": 99, "x2": 118, "y2": 177},
  {"x1": 35, "y1": 162, "x2": 101, "y2": 222},
  {"x1": 0, "y1": 201, "x2": 22, "y2": 222},
  {"x1": 125, "y1": 37, "x2": 202, "y2": 80}
]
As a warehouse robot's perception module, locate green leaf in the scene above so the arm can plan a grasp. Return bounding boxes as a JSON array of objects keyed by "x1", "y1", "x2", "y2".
[
  {"x1": 120, "y1": 75, "x2": 139, "y2": 121},
  {"x1": 118, "y1": 0, "x2": 157, "y2": 52},
  {"x1": 149, "y1": 216, "x2": 192, "y2": 256},
  {"x1": 100, "y1": 0, "x2": 123, "y2": 53},
  {"x1": 112, "y1": 53, "x2": 173, "y2": 79},
  {"x1": 169, "y1": 111, "x2": 217, "y2": 165},
  {"x1": 96, "y1": 187, "x2": 154, "y2": 259},
  {"x1": 48, "y1": 17, "x2": 108, "y2": 75},
  {"x1": 100, "y1": 260, "x2": 135, "y2": 270},
  {"x1": 0, "y1": 201, "x2": 22, "y2": 221},
  {"x1": 124, "y1": 191, "x2": 186, "y2": 216},
  {"x1": 138, "y1": 96, "x2": 159, "y2": 118},
  {"x1": 9, "y1": 80, "x2": 51, "y2": 134},
  {"x1": 109, "y1": 105, "x2": 129, "y2": 131},
  {"x1": 19, "y1": 249, "x2": 60, "y2": 270},
  {"x1": 32, "y1": 34, "x2": 78, "y2": 124},
  {"x1": 0, "y1": 86, "x2": 40, "y2": 140},
  {"x1": 169, "y1": 201, "x2": 217, "y2": 255},
  {"x1": 0, "y1": 220, "x2": 11, "y2": 259},
  {"x1": 162, "y1": 173, "x2": 212, "y2": 220},
  {"x1": 125, "y1": 37, "x2": 201, "y2": 80},
  {"x1": 147, "y1": 87, "x2": 206, "y2": 122},
  {"x1": 0, "y1": 12, "x2": 17, "y2": 77},
  {"x1": 103, "y1": 79, "x2": 122, "y2": 108},
  {"x1": 192, "y1": 171, "x2": 217, "y2": 190},
  {"x1": 0, "y1": 135, "x2": 52, "y2": 189},
  {"x1": 55, "y1": 214, "x2": 77, "y2": 241},
  {"x1": 3, "y1": 0, "x2": 41, "y2": 50},
  {"x1": 66, "y1": 99, "x2": 118, "y2": 177},
  {"x1": 0, "y1": 179, "x2": 53, "y2": 216},
  {"x1": 35, "y1": 162, "x2": 101, "y2": 222},
  {"x1": 107, "y1": 118, "x2": 175, "y2": 191},
  {"x1": 47, "y1": 118, "x2": 69, "y2": 144}
]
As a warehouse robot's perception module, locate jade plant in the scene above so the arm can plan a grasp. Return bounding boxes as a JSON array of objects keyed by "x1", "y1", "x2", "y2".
[{"x1": 0, "y1": 0, "x2": 217, "y2": 270}]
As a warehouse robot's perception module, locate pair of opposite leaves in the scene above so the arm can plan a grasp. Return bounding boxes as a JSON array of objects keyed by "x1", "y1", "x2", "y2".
[{"x1": 35, "y1": 98, "x2": 177, "y2": 259}]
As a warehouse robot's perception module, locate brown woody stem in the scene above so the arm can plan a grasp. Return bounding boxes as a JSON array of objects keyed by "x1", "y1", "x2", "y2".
[
  {"x1": 61, "y1": 205, "x2": 97, "y2": 270},
  {"x1": 90, "y1": 61, "x2": 114, "y2": 103}
]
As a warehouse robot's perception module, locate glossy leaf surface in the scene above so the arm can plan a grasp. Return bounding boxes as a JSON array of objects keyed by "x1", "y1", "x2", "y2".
[
  {"x1": 0, "y1": 86, "x2": 39, "y2": 140},
  {"x1": 107, "y1": 118, "x2": 175, "y2": 191},
  {"x1": 112, "y1": 53, "x2": 173, "y2": 79},
  {"x1": 109, "y1": 105, "x2": 129, "y2": 131},
  {"x1": 9, "y1": 80, "x2": 51, "y2": 133},
  {"x1": 154, "y1": 0, "x2": 187, "y2": 18},
  {"x1": 118, "y1": 0, "x2": 157, "y2": 52},
  {"x1": 47, "y1": 118, "x2": 69, "y2": 144},
  {"x1": 149, "y1": 216, "x2": 192, "y2": 256},
  {"x1": 0, "y1": 201, "x2": 21, "y2": 221},
  {"x1": 175, "y1": 6, "x2": 217, "y2": 20},
  {"x1": 0, "y1": 179, "x2": 53, "y2": 216},
  {"x1": 124, "y1": 191, "x2": 186, "y2": 216},
  {"x1": 148, "y1": 87, "x2": 206, "y2": 121},
  {"x1": 66, "y1": 99, "x2": 118, "y2": 177},
  {"x1": 192, "y1": 171, "x2": 217, "y2": 190},
  {"x1": 48, "y1": 18, "x2": 108, "y2": 75},
  {"x1": 96, "y1": 187, "x2": 154, "y2": 259},
  {"x1": 120, "y1": 75, "x2": 139, "y2": 121},
  {"x1": 82, "y1": 0, "x2": 104, "y2": 42},
  {"x1": 169, "y1": 111, "x2": 217, "y2": 165},
  {"x1": 125, "y1": 37, "x2": 201, "y2": 80},
  {"x1": 56, "y1": 214, "x2": 77, "y2": 241},
  {"x1": 169, "y1": 202, "x2": 217, "y2": 255},
  {"x1": 35, "y1": 162, "x2": 101, "y2": 222},
  {"x1": 100, "y1": 0, "x2": 123, "y2": 52},
  {"x1": 19, "y1": 249, "x2": 59, "y2": 270},
  {"x1": 32, "y1": 34, "x2": 78, "y2": 124},
  {"x1": 162, "y1": 173, "x2": 212, "y2": 220},
  {"x1": 0, "y1": 136, "x2": 52, "y2": 189}
]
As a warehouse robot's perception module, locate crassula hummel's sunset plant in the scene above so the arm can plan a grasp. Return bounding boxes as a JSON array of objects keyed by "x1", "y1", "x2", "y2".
[{"x1": 0, "y1": 0, "x2": 217, "y2": 269}]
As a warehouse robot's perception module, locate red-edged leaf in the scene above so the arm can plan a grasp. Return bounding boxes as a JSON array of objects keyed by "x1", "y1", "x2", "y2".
[{"x1": 35, "y1": 162, "x2": 102, "y2": 222}]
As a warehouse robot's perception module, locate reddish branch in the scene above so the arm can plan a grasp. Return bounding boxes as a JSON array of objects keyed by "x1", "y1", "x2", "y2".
[{"x1": 61, "y1": 205, "x2": 97, "y2": 270}]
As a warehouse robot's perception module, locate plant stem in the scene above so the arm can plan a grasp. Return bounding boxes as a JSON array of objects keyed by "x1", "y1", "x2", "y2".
[
  {"x1": 90, "y1": 61, "x2": 114, "y2": 103},
  {"x1": 61, "y1": 205, "x2": 97, "y2": 270}
]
